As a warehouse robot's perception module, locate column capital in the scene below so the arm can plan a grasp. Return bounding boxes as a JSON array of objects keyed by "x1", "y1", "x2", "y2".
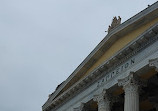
[
  {"x1": 118, "y1": 72, "x2": 139, "y2": 87},
  {"x1": 118, "y1": 72, "x2": 147, "y2": 95},
  {"x1": 93, "y1": 89, "x2": 110, "y2": 111},
  {"x1": 149, "y1": 58, "x2": 158, "y2": 71},
  {"x1": 73, "y1": 103, "x2": 85, "y2": 111},
  {"x1": 93, "y1": 89, "x2": 107, "y2": 103}
]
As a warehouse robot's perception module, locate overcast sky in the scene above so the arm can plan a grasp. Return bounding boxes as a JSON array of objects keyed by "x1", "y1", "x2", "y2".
[{"x1": 0, "y1": 0, "x2": 158, "y2": 111}]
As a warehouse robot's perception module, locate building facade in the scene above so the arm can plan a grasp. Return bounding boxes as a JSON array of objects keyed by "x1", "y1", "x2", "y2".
[{"x1": 43, "y1": 2, "x2": 158, "y2": 111}]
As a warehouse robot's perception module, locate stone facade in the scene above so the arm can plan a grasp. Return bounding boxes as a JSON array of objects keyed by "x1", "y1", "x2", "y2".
[{"x1": 42, "y1": 1, "x2": 158, "y2": 111}]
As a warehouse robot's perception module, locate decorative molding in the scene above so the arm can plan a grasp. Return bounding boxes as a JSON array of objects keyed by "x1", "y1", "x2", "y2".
[
  {"x1": 42, "y1": 3, "x2": 158, "y2": 109},
  {"x1": 43, "y1": 23, "x2": 158, "y2": 111},
  {"x1": 44, "y1": 5, "x2": 158, "y2": 109},
  {"x1": 149, "y1": 57, "x2": 158, "y2": 71}
]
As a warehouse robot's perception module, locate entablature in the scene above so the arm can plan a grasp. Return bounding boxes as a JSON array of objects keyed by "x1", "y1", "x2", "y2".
[
  {"x1": 43, "y1": 21, "x2": 158, "y2": 111},
  {"x1": 43, "y1": 3, "x2": 158, "y2": 108}
]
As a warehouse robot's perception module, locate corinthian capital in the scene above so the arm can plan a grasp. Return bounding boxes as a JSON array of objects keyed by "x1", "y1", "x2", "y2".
[
  {"x1": 118, "y1": 72, "x2": 139, "y2": 87},
  {"x1": 93, "y1": 89, "x2": 106, "y2": 102},
  {"x1": 73, "y1": 103, "x2": 85, "y2": 111},
  {"x1": 149, "y1": 58, "x2": 158, "y2": 71},
  {"x1": 118, "y1": 72, "x2": 146, "y2": 94},
  {"x1": 93, "y1": 89, "x2": 111, "y2": 111}
]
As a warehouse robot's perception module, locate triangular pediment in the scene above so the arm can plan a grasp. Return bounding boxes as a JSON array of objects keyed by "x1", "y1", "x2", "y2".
[{"x1": 43, "y1": 2, "x2": 158, "y2": 110}]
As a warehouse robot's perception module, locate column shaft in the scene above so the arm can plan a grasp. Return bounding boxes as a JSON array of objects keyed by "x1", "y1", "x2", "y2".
[
  {"x1": 118, "y1": 72, "x2": 140, "y2": 111},
  {"x1": 98, "y1": 99, "x2": 110, "y2": 111},
  {"x1": 124, "y1": 84, "x2": 139, "y2": 111}
]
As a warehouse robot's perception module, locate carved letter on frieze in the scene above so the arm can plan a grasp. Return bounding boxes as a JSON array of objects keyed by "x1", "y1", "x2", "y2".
[{"x1": 149, "y1": 58, "x2": 158, "y2": 72}]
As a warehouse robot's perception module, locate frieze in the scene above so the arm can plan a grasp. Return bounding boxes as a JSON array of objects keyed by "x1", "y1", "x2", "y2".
[
  {"x1": 97, "y1": 58, "x2": 135, "y2": 87},
  {"x1": 43, "y1": 23, "x2": 158, "y2": 111}
]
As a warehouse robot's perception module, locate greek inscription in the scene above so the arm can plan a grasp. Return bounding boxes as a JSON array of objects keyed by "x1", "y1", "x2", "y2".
[
  {"x1": 97, "y1": 82, "x2": 100, "y2": 87},
  {"x1": 111, "y1": 71, "x2": 115, "y2": 77},
  {"x1": 97, "y1": 58, "x2": 135, "y2": 87},
  {"x1": 131, "y1": 58, "x2": 135, "y2": 65},
  {"x1": 116, "y1": 68, "x2": 120, "y2": 74},
  {"x1": 121, "y1": 65, "x2": 124, "y2": 72}
]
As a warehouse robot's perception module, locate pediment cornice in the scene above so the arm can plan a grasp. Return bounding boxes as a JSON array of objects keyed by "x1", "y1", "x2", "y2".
[
  {"x1": 43, "y1": 22, "x2": 158, "y2": 111},
  {"x1": 43, "y1": 2, "x2": 158, "y2": 110}
]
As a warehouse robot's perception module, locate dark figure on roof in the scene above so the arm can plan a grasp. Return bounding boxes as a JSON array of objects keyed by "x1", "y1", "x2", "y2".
[{"x1": 108, "y1": 16, "x2": 121, "y2": 33}]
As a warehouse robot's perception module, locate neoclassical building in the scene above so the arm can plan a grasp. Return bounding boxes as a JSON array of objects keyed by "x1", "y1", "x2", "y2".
[{"x1": 43, "y1": 1, "x2": 158, "y2": 111}]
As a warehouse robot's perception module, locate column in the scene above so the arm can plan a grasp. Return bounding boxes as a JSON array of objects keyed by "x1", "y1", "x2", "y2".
[
  {"x1": 118, "y1": 72, "x2": 140, "y2": 111},
  {"x1": 93, "y1": 89, "x2": 110, "y2": 111},
  {"x1": 149, "y1": 58, "x2": 158, "y2": 71}
]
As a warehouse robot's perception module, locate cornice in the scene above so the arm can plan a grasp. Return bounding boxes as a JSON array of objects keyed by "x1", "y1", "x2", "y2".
[
  {"x1": 44, "y1": 2, "x2": 158, "y2": 106},
  {"x1": 43, "y1": 22, "x2": 158, "y2": 111},
  {"x1": 43, "y1": 2, "x2": 158, "y2": 110}
]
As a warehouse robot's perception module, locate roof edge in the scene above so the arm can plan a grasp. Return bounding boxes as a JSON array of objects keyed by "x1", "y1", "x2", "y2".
[{"x1": 43, "y1": 1, "x2": 158, "y2": 108}]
